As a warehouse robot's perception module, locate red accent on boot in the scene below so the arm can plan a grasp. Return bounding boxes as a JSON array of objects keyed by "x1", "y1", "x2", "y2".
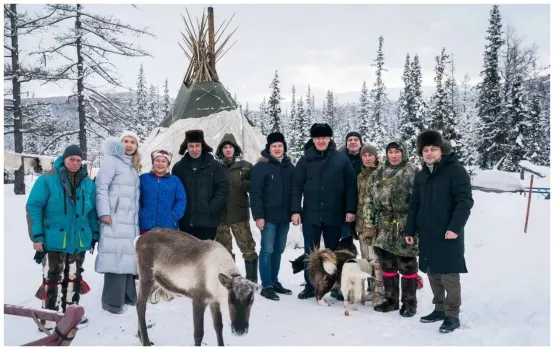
[
  {"x1": 80, "y1": 279, "x2": 91, "y2": 294},
  {"x1": 417, "y1": 275, "x2": 424, "y2": 290},
  {"x1": 35, "y1": 280, "x2": 60, "y2": 300},
  {"x1": 383, "y1": 271, "x2": 399, "y2": 277}
]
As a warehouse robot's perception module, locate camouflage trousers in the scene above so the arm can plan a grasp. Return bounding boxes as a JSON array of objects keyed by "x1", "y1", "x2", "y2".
[
  {"x1": 216, "y1": 221, "x2": 258, "y2": 261},
  {"x1": 359, "y1": 234, "x2": 385, "y2": 305},
  {"x1": 35, "y1": 251, "x2": 88, "y2": 313},
  {"x1": 375, "y1": 247, "x2": 418, "y2": 311}
]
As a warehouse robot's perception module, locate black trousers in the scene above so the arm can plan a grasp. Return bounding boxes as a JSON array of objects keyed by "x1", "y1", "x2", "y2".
[{"x1": 181, "y1": 225, "x2": 218, "y2": 240}]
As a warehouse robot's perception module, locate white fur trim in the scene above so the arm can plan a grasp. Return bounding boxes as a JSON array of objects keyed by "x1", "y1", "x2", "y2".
[
  {"x1": 102, "y1": 137, "x2": 124, "y2": 158},
  {"x1": 120, "y1": 130, "x2": 140, "y2": 145}
]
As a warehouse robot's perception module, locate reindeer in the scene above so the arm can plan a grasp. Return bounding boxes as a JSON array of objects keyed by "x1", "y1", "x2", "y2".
[{"x1": 134, "y1": 228, "x2": 259, "y2": 346}]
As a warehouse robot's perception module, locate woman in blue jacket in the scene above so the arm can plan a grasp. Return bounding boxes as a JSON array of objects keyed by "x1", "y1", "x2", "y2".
[{"x1": 139, "y1": 150, "x2": 187, "y2": 234}]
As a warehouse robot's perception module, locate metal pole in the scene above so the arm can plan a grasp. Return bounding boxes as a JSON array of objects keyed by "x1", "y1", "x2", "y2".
[{"x1": 524, "y1": 174, "x2": 534, "y2": 233}]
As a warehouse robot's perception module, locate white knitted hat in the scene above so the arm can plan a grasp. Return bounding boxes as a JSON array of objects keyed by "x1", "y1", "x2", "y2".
[{"x1": 119, "y1": 130, "x2": 140, "y2": 145}]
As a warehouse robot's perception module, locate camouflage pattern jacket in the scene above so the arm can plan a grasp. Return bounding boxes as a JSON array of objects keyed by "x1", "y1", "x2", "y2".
[
  {"x1": 355, "y1": 161, "x2": 380, "y2": 236},
  {"x1": 363, "y1": 140, "x2": 419, "y2": 257}
]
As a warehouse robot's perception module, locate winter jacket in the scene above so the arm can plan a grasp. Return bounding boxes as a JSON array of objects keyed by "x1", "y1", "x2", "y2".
[
  {"x1": 94, "y1": 137, "x2": 140, "y2": 275},
  {"x1": 406, "y1": 153, "x2": 474, "y2": 274},
  {"x1": 344, "y1": 148, "x2": 363, "y2": 175},
  {"x1": 363, "y1": 139, "x2": 418, "y2": 257},
  {"x1": 250, "y1": 149, "x2": 295, "y2": 224},
  {"x1": 355, "y1": 161, "x2": 380, "y2": 236},
  {"x1": 171, "y1": 151, "x2": 229, "y2": 228},
  {"x1": 139, "y1": 172, "x2": 187, "y2": 231},
  {"x1": 215, "y1": 133, "x2": 253, "y2": 224},
  {"x1": 26, "y1": 156, "x2": 99, "y2": 254},
  {"x1": 291, "y1": 139, "x2": 357, "y2": 226}
]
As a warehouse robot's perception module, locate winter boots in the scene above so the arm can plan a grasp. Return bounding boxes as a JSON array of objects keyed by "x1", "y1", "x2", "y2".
[
  {"x1": 439, "y1": 317, "x2": 461, "y2": 333},
  {"x1": 420, "y1": 310, "x2": 446, "y2": 323},
  {"x1": 374, "y1": 273, "x2": 400, "y2": 312},
  {"x1": 399, "y1": 275, "x2": 418, "y2": 317},
  {"x1": 273, "y1": 282, "x2": 292, "y2": 295},
  {"x1": 244, "y1": 257, "x2": 258, "y2": 284},
  {"x1": 261, "y1": 287, "x2": 280, "y2": 301}
]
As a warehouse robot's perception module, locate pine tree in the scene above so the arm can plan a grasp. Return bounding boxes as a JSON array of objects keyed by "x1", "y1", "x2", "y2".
[
  {"x1": 476, "y1": 5, "x2": 505, "y2": 169},
  {"x1": 135, "y1": 64, "x2": 149, "y2": 140},
  {"x1": 368, "y1": 36, "x2": 390, "y2": 150},
  {"x1": 502, "y1": 73, "x2": 530, "y2": 171},
  {"x1": 258, "y1": 97, "x2": 269, "y2": 135},
  {"x1": 324, "y1": 90, "x2": 337, "y2": 130},
  {"x1": 525, "y1": 79, "x2": 543, "y2": 165},
  {"x1": 458, "y1": 74, "x2": 479, "y2": 166},
  {"x1": 399, "y1": 54, "x2": 418, "y2": 154},
  {"x1": 162, "y1": 78, "x2": 170, "y2": 118},
  {"x1": 357, "y1": 81, "x2": 371, "y2": 143},
  {"x1": 147, "y1": 84, "x2": 159, "y2": 134},
  {"x1": 443, "y1": 53, "x2": 462, "y2": 156},
  {"x1": 411, "y1": 54, "x2": 428, "y2": 131},
  {"x1": 304, "y1": 85, "x2": 315, "y2": 128},
  {"x1": 267, "y1": 70, "x2": 283, "y2": 133},
  {"x1": 429, "y1": 48, "x2": 450, "y2": 131}
]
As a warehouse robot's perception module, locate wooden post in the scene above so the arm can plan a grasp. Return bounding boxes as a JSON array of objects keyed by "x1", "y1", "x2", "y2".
[
  {"x1": 524, "y1": 174, "x2": 534, "y2": 233},
  {"x1": 208, "y1": 7, "x2": 216, "y2": 75}
]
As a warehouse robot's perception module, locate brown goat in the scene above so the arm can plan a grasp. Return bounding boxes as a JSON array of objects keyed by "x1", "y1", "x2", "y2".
[{"x1": 134, "y1": 228, "x2": 259, "y2": 346}]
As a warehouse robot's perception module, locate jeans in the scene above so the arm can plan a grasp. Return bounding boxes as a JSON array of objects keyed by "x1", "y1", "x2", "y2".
[
  {"x1": 259, "y1": 222, "x2": 290, "y2": 289},
  {"x1": 302, "y1": 223, "x2": 342, "y2": 290}
]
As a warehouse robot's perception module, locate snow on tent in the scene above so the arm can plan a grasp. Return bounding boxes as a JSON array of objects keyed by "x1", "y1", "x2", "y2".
[
  {"x1": 140, "y1": 7, "x2": 265, "y2": 173},
  {"x1": 471, "y1": 170, "x2": 525, "y2": 193}
]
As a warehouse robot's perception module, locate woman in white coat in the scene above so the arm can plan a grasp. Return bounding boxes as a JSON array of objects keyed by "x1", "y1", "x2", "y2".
[{"x1": 95, "y1": 130, "x2": 141, "y2": 314}]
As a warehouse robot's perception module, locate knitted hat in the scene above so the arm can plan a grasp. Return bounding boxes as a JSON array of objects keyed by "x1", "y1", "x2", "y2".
[
  {"x1": 265, "y1": 132, "x2": 287, "y2": 152},
  {"x1": 178, "y1": 129, "x2": 213, "y2": 155},
  {"x1": 120, "y1": 130, "x2": 140, "y2": 145},
  {"x1": 151, "y1": 149, "x2": 172, "y2": 164},
  {"x1": 345, "y1": 131, "x2": 363, "y2": 146},
  {"x1": 62, "y1": 144, "x2": 83, "y2": 160},
  {"x1": 416, "y1": 130, "x2": 453, "y2": 156},
  {"x1": 386, "y1": 142, "x2": 401, "y2": 153},
  {"x1": 360, "y1": 144, "x2": 378, "y2": 158},
  {"x1": 310, "y1": 123, "x2": 333, "y2": 138}
]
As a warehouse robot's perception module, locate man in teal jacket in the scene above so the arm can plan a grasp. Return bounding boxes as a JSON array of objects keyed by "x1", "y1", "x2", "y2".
[{"x1": 26, "y1": 144, "x2": 99, "y2": 330}]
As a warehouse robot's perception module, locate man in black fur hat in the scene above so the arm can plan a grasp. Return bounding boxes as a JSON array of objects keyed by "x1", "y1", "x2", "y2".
[
  {"x1": 171, "y1": 129, "x2": 229, "y2": 240},
  {"x1": 291, "y1": 123, "x2": 358, "y2": 300},
  {"x1": 405, "y1": 130, "x2": 474, "y2": 333}
]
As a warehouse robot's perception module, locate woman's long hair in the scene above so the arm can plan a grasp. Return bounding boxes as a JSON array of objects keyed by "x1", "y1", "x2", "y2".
[{"x1": 132, "y1": 150, "x2": 142, "y2": 174}]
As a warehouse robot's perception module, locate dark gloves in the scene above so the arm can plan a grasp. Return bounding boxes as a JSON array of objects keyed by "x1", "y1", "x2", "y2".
[
  {"x1": 90, "y1": 239, "x2": 98, "y2": 254},
  {"x1": 33, "y1": 251, "x2": 46, "y2": 264}
]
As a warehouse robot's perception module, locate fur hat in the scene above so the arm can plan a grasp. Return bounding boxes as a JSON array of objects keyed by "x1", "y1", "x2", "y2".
[
  {"x1": 416, "y1": 130, "x2": 452, "y2": 156},
  {"x1": 178, "y1": 129, "x2": 213, "y2": 155},
  {"x1": 120, "y1": 130, "x2": 140, "y2": 145},
  {"x1": 360, "y1": 144, "x2": 378, "y2": 158},
  {"x1": 62, "y1": 144, "x2": 83, "y2": 160},
  {"x1": 310, "y1": 123, "x2": 333, "y2": 138},
  {"x1": 151, "y1": 149, "x2": 172, "y2": 164},
  {"x1": 345, "y1": 131, "x2": 363, "y2": 146},
  {"x1": 266, "y1": 132, "x2": 287, "y2": 152}
]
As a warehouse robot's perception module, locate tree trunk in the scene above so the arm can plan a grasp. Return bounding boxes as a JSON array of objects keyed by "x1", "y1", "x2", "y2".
[
  {"x1": 10, "y1": 4, "x2": 25, "y2": 195},
  {"x1": 75, "y1": 4, "x2": 87, "y2": 160}
]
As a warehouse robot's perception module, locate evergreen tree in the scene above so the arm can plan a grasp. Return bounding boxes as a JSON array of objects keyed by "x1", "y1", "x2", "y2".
[
  {"x1": 458, "y1": 74, "x2": 479, "y2": 166},
  {"x1": 147, "y1": 84, "x2": 160, "y2": 133},
  {"x1": 324, "y1": 90, "x2": 337, "y2": 130},
  {"x1": 162, "y1": 78, "x2": 170, "y2": 117},
  {"x1": 135, "y1": 64, "x2": 149, "y2": 140},
  {"x1": 411, "y1": 54, "x2": 428, "y2": 131},
  {"x1": 443, "y1": 53, "x2": 462, "y2": 156},
  {"x1": 258, "y1": 97, "x2": 269, "y2": 135},
  {"x1": 267, "y1": 70, "x2": 283, "y2": 133},
  {"x1": 524, "y1": 78, "x2": 543, "y2": 165},
  {"x1": 502, "y1": 73, "x2": 529, "y2": 171},
  {"x1": 476, "y1": 5, "x2": 505, "y2": 169},
  {"x1": 357, "y1": 81, "x2": 371, "y2": 143},
  {"x1": 399, "y1": 53, "x2": 418, "y2": 154},
  {"x1": 429, "y1": 48, "x2": 450, "y2": 131},
  {"x1": 304, "y1": 85, "x2": 314, "y2": 128},
  {"x1": 368, "y1": 36, "x2": 389, "y2": 150}
]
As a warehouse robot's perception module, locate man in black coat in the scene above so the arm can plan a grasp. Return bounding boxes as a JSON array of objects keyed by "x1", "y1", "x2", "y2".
[
  {"x1": 291, "y1": 123, "x2": 358, "y2": 299},
  {"x1": 171, "y1": 129, "x2": 229, "y2": 240},
  {"x1": 405, "y1": 130, "x2": 473, "y2": 333}
]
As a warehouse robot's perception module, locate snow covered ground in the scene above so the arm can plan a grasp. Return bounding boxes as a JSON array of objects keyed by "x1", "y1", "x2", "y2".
[{"x1": 3, "y1": 172, "x2": 551, "y2": 346}]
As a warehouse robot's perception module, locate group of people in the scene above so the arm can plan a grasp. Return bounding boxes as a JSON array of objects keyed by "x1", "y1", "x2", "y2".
[{"x1": 25, "y1": 122, "x2": 473, "y2": 335}]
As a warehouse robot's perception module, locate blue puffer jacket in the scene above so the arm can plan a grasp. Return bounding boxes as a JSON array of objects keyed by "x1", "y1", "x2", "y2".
[
  {"x1": 26, "y1": 156, "x2": 99, "y2": 254},
  {"x1": 139, "y1": 172, "x2": 187, "y2": 230}
]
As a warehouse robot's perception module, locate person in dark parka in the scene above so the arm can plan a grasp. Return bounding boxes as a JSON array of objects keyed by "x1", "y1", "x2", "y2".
[
  {"x1": 250, "y1": 132, "x2": 295, "y2": 301},
  {"x1": 291, "y1": 123, "x2": 358, "y2": 299},
  {"x1": 171, "y1": 130, "x2": 229, "y2": 240},
  {"x1": 405, "y1": 130, "x2": 474, "y2": 334}
]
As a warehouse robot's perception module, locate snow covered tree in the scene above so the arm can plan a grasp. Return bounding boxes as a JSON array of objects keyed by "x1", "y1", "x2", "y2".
[
  {"x1": 31, "y1": 4, "x2": 154, "y2": 159},
  {"x1": 524, "y1": 78, "x2": 544, "y2": 165},
  {"x1": 258, "y1": 97, "x2": 269, "y2": 136},
  {"x1": 443, "y1": 53, "x2": 462, "y2": 156},
  {"x1": 399, "y1": 54, "x2": 418, "y2": 154},
  {"x1": 411, "y1": 54, "x2": 429, "y2": 131},
  {"x1": 429, "y1": 48, "x2": 450, "y2": 131},
  {"x1": 324, "y1": 90, "x2": 337, "y2": 130},
  {"x1": 146, "y1": 84, "x2": 160, "y2": 135},
  {"x1": 304, "y1": 85, "x2": 316, "y2": 128},
  {"x1": 458, "y1": 74, "x2": 479, "y2": 166},
  {"x1": 502, "y1": 73, "x2": 530, "y2": 171},
  {"x1": 368, "y1": 36, "x2": 389, "y2": 150},
  {"x1": 475, "y1": 5, "x2": 505, "y2": 169},
  {"x1": 267, "y1": 70, "x2": 283, "y2": 133},
  {"x1": 357, "y1": 81, "x2": 371, "y2": 143},
  {"x1": 134, "y1": 65, "x2": 150, "y2": 139},
  {"x1": 162, "y1": 78, "x2": 170, "y2": 118}
]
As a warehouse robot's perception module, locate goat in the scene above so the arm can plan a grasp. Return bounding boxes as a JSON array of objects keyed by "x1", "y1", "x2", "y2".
[{"x1": 134, "y1": 228, "x2": 259, "y2": 346}]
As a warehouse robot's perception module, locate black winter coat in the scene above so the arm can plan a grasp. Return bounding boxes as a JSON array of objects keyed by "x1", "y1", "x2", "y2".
[
  {"x1": 406, "y1": 154, "x2": 474, "y2": 274},
  {"x1": 250, "y1": 150, "x2": 295, "y2": 224},
  {"x1": 291, "y1": 140, "x2": 357, "y2": 226},
  {"x1": 344, "y1": 148, "x2": 363, "y2": 175},
  {"x1": 171, "y1": 151, "x2": 229, "y2": 228}
]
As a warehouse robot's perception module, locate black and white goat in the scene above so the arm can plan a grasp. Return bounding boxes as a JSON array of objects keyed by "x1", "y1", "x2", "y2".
[{"x1": 134, "y1": 228, "x2": 259, "y2": 346}]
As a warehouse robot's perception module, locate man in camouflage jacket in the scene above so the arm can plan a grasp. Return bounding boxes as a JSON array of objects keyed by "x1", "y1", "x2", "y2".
[{"x1": 363, "y1": 139, "x2": 419, "y2": 317}]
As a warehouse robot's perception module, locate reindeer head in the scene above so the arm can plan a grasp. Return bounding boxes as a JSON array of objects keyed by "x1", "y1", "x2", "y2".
[{"x1": 218, "y1": 273, "x2": 259, "y2": 336}]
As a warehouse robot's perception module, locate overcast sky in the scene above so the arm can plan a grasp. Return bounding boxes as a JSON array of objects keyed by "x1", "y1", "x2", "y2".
[{"x1": 16, "y1": 4, "x2": 550, "y2": 108}]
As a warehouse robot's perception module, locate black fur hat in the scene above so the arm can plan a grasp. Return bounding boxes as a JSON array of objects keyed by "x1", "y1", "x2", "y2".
[
  {"x1": 266, "y1": 132, "x2": 287, "y2": 152},
  {"x1": 416, "y1": 130, "x2": 452, "y2": 156},
  {"x1": 178, "y1": 129, "x2": 213, "y2": 155},
  {"x1": 310, "y1": 123, "x2": 333, "y2": 138}
]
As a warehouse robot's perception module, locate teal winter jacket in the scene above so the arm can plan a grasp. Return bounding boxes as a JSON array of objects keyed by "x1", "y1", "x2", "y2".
[{"x1": 26, "y1": 156, "x2": 100, "y2": 254}]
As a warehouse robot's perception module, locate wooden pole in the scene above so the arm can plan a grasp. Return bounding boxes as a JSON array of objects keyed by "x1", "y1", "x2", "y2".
[
  {"x1": 208, "y1": 7, "x2": 216, "y2": 76},
  {"x1": 524, "y1": 174, "x2": 534, "y2": 233}
]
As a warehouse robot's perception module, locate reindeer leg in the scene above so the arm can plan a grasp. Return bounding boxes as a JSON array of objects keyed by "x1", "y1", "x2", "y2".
[
  {"x1": 361, "y1": 283, "x2": 366, "y2": 306},
  {"x1": 210, "y1": 302, "x2": 224, "y2": 346},
  {"x1": 137, "y1": 276, "x2": 155, "y2": 346},
  {"x1": 193, "y1": 298, "x2": 207, "y2": 346}
]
